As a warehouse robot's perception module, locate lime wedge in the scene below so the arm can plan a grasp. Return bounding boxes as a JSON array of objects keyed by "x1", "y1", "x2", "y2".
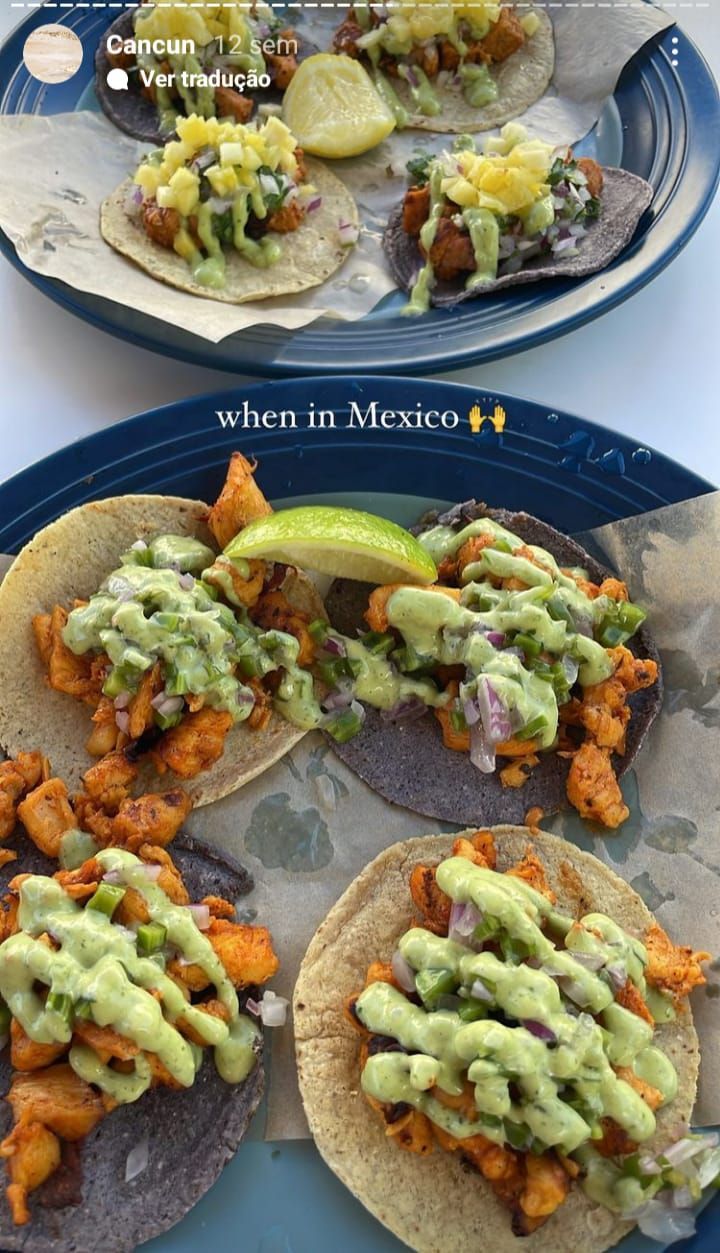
[
  {"x1": 224, "y1": 506, "x2": 437, "y2": 585},
  {"x1": 282, "y1": 54, "x2": 396, "y2": 159}
]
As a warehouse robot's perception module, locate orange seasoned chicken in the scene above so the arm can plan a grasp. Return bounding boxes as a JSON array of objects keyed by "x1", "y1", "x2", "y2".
[
  {"x1": 169, "y1": 920, "x2": 278, "y2": 991},
  {"x1": 0, "y1": 1120, "x2": 61, "y2": 1225},
  {"x1": 150, "y1": 709, "x2": 232, "y2": 780},
  {"x1": 17, "y1": 778, "x2": 76, "y2": 858},
  {"x1": 109, "y1": 788, "x2": 192, "y2": 851},
  {"x1": 644, "y1": 921, "x2": 710, "y2": 1006},
  {"x1": 566, "y1": 741, "x2": 629, "y2": 829},
  {"x1": 6, "y1": 1065, "x2": 105, "y2": 1141},
  {"x1": 206, "y1": 451, "x2": 272, "y2": 550},
  {"x1": 10, "y1": 1021, "x2": 67, "y2": 1073},
  {"x1": 0, "y1": 752, "x2": 47, "y2": 841}
]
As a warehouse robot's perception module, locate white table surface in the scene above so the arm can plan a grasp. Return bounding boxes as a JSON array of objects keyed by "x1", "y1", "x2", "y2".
[{"x1": 1, "y1": 2, "x2": 719, "y2": 487}]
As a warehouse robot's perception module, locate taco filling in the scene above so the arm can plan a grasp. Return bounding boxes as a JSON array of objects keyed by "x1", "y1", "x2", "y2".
[
  {"x1": 104, "y1": 1, "x2": 300, "y2": 136},
  {"x1": 129, "y1": 114, "x2": 324, "y2": 289},
  {"x1": 333, "y1": 2, "x2": 543, "y2": 127},
  {"x1": 399, "y1": 125, "x2": 604, "y2": 313},
  {"x1": 0, "y1": 750, "x2": 282, "y2": 1227},
  {"x1": 313, "y1": 511, "x2": 657, "y2": 829},
  {"x1": 346, "y1": 831, "x2": 712, "y2": 1240},
  {"x1": 32, "y1": 454, "x2": 324, "y2": 784}
]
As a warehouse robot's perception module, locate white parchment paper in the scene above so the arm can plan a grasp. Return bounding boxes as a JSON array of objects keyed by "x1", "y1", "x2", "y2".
[{"x1": 0, "y1": 3, "x2": 673, "y2": 339}]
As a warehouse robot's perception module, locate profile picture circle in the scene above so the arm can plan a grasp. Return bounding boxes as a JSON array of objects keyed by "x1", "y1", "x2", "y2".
[{"x1": 23, "y1": 24, "x2": 83, "y2": 84}]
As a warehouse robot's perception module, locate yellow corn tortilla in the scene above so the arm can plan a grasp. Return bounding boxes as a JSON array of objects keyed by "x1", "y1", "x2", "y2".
[
  {"x1": 390, "y1": 10, "x2": 554, "y2": 133},
  {"x1": 100, "y1": 159, "x2": 358, "y2": 303},
  {"x1": 0, "y1": 495, "x2": 325, "y2": 806},
  {"x1": 294, "y1": 827, "x2": 700, "y2": 1253}
]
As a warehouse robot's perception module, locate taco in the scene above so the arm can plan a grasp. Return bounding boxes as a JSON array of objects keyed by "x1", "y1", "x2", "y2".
[
  {"x1": 384, "y1": 126, "x2": 654, "y2": 312},
  {"x1": 331, "y1": 3, "x2": 554, "y2": 132},
  {"x1": 96, "y1": 2, "x2": 312, "y2": 145},
  {"x1": 295, "y1": 826, "x2": 713, "y2": 1251},
  {"x1": 101, "y1": 113, "x2": 358, "y2": 303},
  {"x1": 0, "y1": 454, "x2": 327, "y2": 806},
  {"x1": 0, "y1": 749, "x2": 283, "y2": 1251},
  {"x1": 318, "y1": 502, "x2": 661, "y2": 830}
]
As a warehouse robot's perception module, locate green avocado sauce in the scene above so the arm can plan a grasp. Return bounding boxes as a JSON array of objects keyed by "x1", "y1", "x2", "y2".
[
  {"x1": 356, "y1": 857, "x2": 677, "y2": 1210},
  {"x1": 61, "y1": 533, "x2": 323, "y2": 733},
  {"x1": 322, "y1": 514, "x2": 644, "y2": 750},
  {"x1": 0, "y1": 849, "x2": 260, "y2": 1103}
]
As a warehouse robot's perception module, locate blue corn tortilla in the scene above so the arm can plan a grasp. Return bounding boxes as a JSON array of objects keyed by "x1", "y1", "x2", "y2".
[
  {"x1": 324, "y1": 504, "x2": 662, "y2": 827},
  {"x1": 95, "y1": 12, "x2": 316, "y2": 144},
  {"x1": 383, "y1": 167, "x2": 654, "y2": 307},
  {"x1": 0, "y1": 831, "x2": 264, "y2": 1253}
]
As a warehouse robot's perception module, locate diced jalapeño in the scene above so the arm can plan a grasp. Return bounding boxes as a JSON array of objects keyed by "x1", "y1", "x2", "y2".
[
  {"x1": 415, "y1": 968, "x2": 457, "y2": 1009},
  {"x1": 137, "y1": 922, "x2": 167, "y2": 956},
  {"x1": 86, "y1": 883, "x2": 126, "y2": 918}
]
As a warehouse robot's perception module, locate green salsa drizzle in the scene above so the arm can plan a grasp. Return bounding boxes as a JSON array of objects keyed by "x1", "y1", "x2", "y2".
[
  {"x1": 356, "y1": 856, "x2": 678, "y2": 1211},
  {"x1": 321, "y1": 514, "x2": 647, "y2": 750},
  {"x1": 61, "y1": 533, "x2": 323, "y2": 732},
  {"x1": 0, "y1": 850, "x2": 260, "y2": 1103}
]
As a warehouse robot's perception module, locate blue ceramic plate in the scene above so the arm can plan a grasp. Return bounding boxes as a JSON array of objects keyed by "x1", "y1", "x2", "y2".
[
  {"x1": 0, "y1": 376, "x2": 716, "y2": 1251},
  {"x1": 0, "y1": 8, "x2": 718, "y2": 375}
]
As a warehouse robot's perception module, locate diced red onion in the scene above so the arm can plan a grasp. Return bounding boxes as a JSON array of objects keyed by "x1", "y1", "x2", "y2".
[
  {"x1": 124, "y1": 185, "x2": 144, "y2": 217},
  {"x1": 245, "y1": 997, "x2": 261, "y2": 1017},
  {"x1": 448, "y1": 901, "x2": 482, "y2": 943},
  {"x1": 187, "y1": 904, "x2": 211, "y2": 931},
  {"x1": 177, "y1": 572, "x2": 195, "y2": 591},
  {"x1": 470, "y1": 979, "x2": 494, "y2": 1004},
  {"x1": 115, "y1": 710, "x2": 130, "y2": 734},
  {"x1": 381, "y1": 696, "x2": 427, "y2": 723},
  {"x1": 135, "y1": 864, "x2": 163, "y2": 883},
  {"x1": 391, "y1": 950, "x2": 416, "y2": 993},
  {"x1": 672, "y1": 1185, "x2": 694, "y2": 1210},
  {"x1": 574, "y1": 614, "x2": 593, "y2": 638},
  {"x1": 350, "y1": 700, "x2": 366, "y2": 725},
  {"x1": 323, "y1": 635, "x2": 346, "y2": 658},
  {"x1": 338, "y1": 220, "x2": 360, "y2": 246},
  {"x1": 501, "y1": 646, "x2": 525, "y2": 661},
  {"x1": 697, "y1": 1145, "x2": 720, "y2": 1187},
  {"x1": 131, "y1": 538, "x2": 148, "y2": 551},
  {"x1": 605, "y1": 964, "x2": 627, "y2": 991},
  {"x1": 114, "y1": 692, "x2": 131, "y2": 710},
  {"x1": 151, "y1": 694, "x2": 184, "y2": 718},
  {"x1": 552, "y1": 236, "x2": 579, "y2": 255},
  {"x1": 207, "y1": 195, "x2": 234, "y2": 215},
  {"x1": 484, "y1": 631, "x2": 506, "y2": 647},
  {"x1": 103, "y1": 869, "x2": 124, "y2": 885},
  {"x1": 567, "y1": 950, "x2": 605, "y2": 972},
  {"x1": 663, "y1": 1134, "x2": 719, "y2": 1168},
  {"x1": 124, "y1": 1137, "x2": 149, "y2": 1183},
  {"x1": 476, "y1": 678, "x2": 512, "y2": 744},
  {"x1": 521, "y1": 1019, "x2": 557, "y2": 1044},
  {"x1": 322, "y1": 687, "x2": 353, "y2": 713},
  {"x1": 306, "y1": 195, "x2": 322, "y2": 213},
  {"x1": 470, "y1": 722, "x2": 496, "y2": 774},
  {"x1": 627, "y1": 1198, "x2": 696, "y2": 1241},
  {"x1": 561, "y1": 655, "x2": 580, "y2": 687},
  {"x1": 558, "y1": 975, "x2": 591, "y2": 1006},
  {"x1": 259, "y1": 990, "x2": 289, "y2": 1027},
  {"x1": 237, "y1": 688, "x2": 255, "y2": 708},
  {"x1": 259, "y1": 172, "x2": 280, "y2": 198},
  {"x1": 463, "y1": 697, "x2": 481, "y2": 727},
  {"x1": 638, "y1": 1154, "x2": 663, "y2": 1176},
  {"x1": 404, "y1": 65, "x2": 419, "y2": 88}
]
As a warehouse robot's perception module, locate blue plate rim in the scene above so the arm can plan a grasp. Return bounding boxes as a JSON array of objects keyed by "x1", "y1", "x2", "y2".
[{"x1": 0, "y1": 11, "x2": 718, "y2": 375}]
